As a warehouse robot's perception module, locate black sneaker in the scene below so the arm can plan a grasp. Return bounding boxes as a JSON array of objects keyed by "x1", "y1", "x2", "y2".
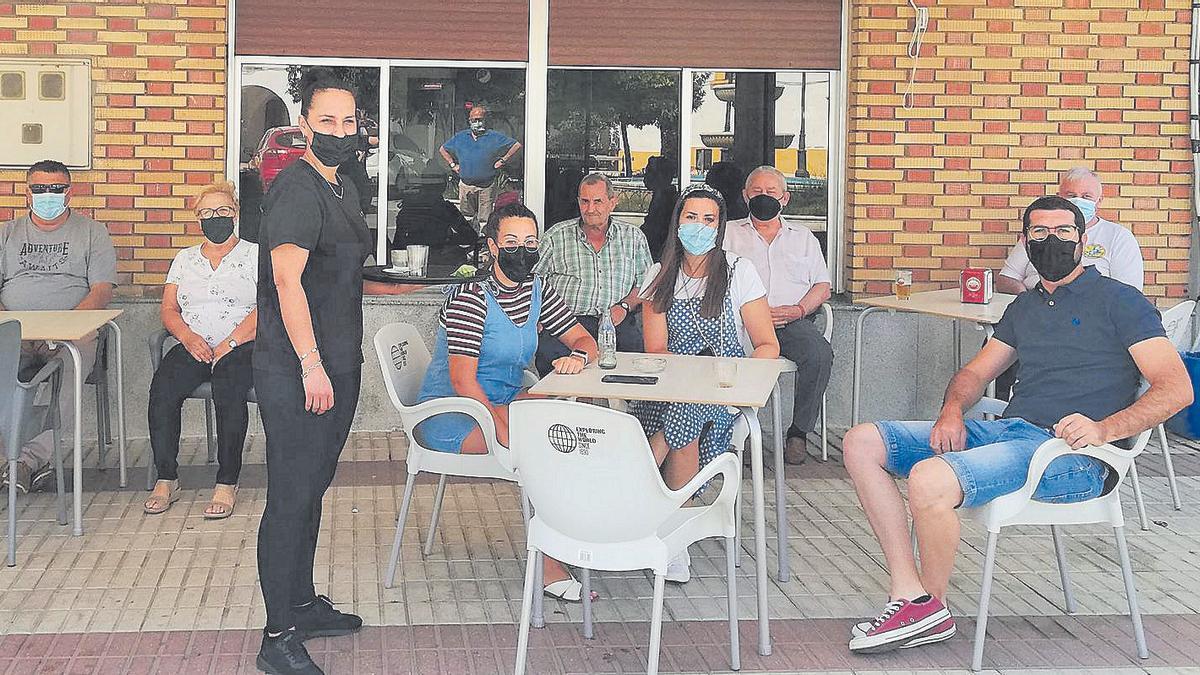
[
  {"x1": 292, "y1": 595, "x2": 363, "y2": 640},
  {"x1": 256, "y1": 628, "x2": 323, "y2": 675},
  {"x1": 29, "y1": 464, "x2": 55, "y2": 493}
]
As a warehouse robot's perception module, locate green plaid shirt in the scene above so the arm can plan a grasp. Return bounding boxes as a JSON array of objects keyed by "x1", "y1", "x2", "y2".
[{"x1": 535, "y1": 216, "x2": 653, "y2": 316}]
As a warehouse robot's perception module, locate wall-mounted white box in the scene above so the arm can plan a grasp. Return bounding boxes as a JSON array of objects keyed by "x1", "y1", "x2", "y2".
[{"x1": 0, "y1": 58, "x2": 92, "y2": 168}]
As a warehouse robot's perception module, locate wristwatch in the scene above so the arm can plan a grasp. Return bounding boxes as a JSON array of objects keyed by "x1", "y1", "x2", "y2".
[
  {"x1": 228, "y1": 339, "x2": 238, "y2": 349},
  {"x1": 617, "y1": 301, "x2": 631, "y2": 312}
]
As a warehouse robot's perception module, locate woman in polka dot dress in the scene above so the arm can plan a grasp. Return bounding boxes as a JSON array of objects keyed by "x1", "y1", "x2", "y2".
[{"x1": 633, "y1": 186, "x2": 780, "y2": 581}]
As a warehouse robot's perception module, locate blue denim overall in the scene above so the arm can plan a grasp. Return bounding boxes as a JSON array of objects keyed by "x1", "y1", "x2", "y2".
[
  {"x1": 413, "y1": 279, "x2": 543, "y2": 452},
  {"x1": 633, "y1": 290, "x2": 745, "y2": 469}
]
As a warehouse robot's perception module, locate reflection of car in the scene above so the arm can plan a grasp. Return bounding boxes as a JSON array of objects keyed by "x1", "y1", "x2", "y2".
[{"x1": 249, "y1": 126, "x2": 306, "y2": 191}]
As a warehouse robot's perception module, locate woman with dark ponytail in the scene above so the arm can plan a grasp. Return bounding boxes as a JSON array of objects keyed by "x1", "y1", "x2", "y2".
[{"x1": 253, "y1": 67, "x2": 413, "y2": 675}]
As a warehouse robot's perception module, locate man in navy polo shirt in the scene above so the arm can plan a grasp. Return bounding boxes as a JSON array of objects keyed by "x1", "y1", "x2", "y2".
[
  {"x1": 439, "y1": 106, "x2": 522, "y2": 231},
  {"x1": 840, "y1": 195, "x2": 1192, "y2": 654}
]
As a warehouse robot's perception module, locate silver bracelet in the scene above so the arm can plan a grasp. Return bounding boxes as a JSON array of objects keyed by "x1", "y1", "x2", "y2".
[
  {"x1": 297, "y1": 345, "x2": 319, "y2": 363},
  {"x1": 301, "y1": 359, "x2": 324, "y2": 380}
]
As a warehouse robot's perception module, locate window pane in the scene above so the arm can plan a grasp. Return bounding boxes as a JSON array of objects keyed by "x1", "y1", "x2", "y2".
[
  {"x1": 39, "y1": 71, "x2": 65, "y2": 100},
  {"x1": 386, "y1": 66, "x2": 525, "y2": 265},
  {"x1": 0, "y1": 72, "x2": 24, "y2": 100},
  {"x1": 238, "y1": 63, "x2": 381, "y2": 264},
  {"x1": 689, "y1": 70, "x2": 831, "y2": 254},
  {"x1": 545, "y1": 69, "x2": 680, "y2": 258}
]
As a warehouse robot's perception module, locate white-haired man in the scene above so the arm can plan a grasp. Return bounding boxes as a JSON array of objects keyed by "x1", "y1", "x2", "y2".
[
  {"x1": 723, "y1": 165, "x2": 833, "y2": 464},
  {"x1": 997, "y1": 167, "x2": 1143, "y2": 293}
]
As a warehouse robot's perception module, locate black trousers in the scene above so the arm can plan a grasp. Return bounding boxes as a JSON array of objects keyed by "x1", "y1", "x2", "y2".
[
  {"x1": 148, "y1": 343, "x2": 255, "y2": 485},
  {"x1": 256, "y1": 366, "x2": 361, "y2": 633},
  {"x1": 776, "y1": 316, "x2": 834, "y2": 436},
  {"x1": 534, "y1": 312, "x2": 644, "y2": 376}
]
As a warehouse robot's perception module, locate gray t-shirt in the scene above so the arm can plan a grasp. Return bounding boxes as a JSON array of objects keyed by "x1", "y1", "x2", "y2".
[{"x1": 0, "y1": 211, "x2": 118, "y2": 310}]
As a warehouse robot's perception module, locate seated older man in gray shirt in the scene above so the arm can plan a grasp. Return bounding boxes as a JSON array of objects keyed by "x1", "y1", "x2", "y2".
[{"x1": 0, "y1": 160, "x2": 117, "y2": 494}]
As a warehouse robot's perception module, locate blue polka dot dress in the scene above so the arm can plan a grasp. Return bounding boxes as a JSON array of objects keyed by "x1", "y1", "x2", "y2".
[{"x1": 632, "y1": 291, "x2": 744, "y2": 472}]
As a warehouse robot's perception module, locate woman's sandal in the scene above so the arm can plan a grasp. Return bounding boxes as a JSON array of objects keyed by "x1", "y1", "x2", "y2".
[
  {"x1": 143, "y1": 479, "x2": 180, "y2": 515},
  {"x1": 203, "y1": 484, "x2": 238, "y2": 520},
  {"x1": 543, "y1": 575, "x2": 584, "y2": 602}
]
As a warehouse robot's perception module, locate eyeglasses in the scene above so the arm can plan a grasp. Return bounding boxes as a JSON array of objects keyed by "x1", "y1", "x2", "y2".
[
  {"x1": 197, "y1": 206, "x2": 236, "y2": 219},
  {"x1": 498, "y1": 240, "x2": 539, "y2": 254},
  {"x1": 1027, "y1": 225, "x2": 1079, "y2": 242},
  {"x1": 29, "y1": 183, "x2": 69, "y2": 194}
]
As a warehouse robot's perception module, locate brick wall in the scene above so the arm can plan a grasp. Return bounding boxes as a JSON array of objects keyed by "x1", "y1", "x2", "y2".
[
  {"x1": 845, "y1": 0, "x2": 1194, "y2": 303},
  {"x1": 0, "y1": 0, "x2": 227, "y2": 297}
]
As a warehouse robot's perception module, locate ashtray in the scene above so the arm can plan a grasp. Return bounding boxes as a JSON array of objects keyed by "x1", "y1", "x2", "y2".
[{"x1": 632, "y1": 357, "x2": 667, "y2": 374}]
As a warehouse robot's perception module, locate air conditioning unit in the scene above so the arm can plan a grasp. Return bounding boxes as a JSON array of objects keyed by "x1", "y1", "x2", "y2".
[{"x1": 0, "y1": 58, "x2": 92, "y2": 168}]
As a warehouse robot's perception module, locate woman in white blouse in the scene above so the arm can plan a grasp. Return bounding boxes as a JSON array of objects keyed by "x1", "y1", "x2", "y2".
[
  {"x1": 635, "y1": 185, "x2": 779, "y2": 582},
  {"x1": 144, "y1": 182, "x2": 258, "y2": 518}
]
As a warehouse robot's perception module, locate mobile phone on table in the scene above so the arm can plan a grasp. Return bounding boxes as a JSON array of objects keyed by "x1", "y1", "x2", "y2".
[{"x1": 601, "y1": 374, "x2": 658, "y2": 385}]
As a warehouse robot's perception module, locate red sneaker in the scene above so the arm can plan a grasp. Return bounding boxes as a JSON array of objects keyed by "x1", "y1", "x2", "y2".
[
  {"x1": 848, "y1": 596, "x2": 951, "y2": 654},
  {"x1": 900, "y1": 616, "x2": 956, "y2": 649}
]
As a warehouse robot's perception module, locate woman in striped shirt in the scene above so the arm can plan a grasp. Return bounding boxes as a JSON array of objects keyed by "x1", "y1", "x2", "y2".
[{"x1": 414, "y1": 201, "x2": 597, "y2": 601}]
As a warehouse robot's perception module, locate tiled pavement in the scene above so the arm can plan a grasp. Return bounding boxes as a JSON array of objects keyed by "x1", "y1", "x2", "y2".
[{"x1": 2, "y1": 428, "x2": 1200, "y2": 674}]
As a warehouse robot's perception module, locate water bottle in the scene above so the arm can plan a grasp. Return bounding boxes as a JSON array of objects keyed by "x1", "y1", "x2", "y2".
[{"x1": 598, "y1": 312, "x2": 618, "y2": 369}]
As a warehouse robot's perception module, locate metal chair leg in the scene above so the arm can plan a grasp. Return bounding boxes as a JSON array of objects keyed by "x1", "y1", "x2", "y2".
[
  {"x1": 647, "y1": 573, "x2": 666, "y2": 675},
  {"x1": 1156, "y1": 424, "x2": 1182, "y2": 510},
  {"x1": 532, "y1": 550, "x2": 545, "y2": 628},
  {"x1": 6, "y1": 460, "x2": 16, "y2": 567},
  {"x1": 1114, "y1": 526, "x2": 1149, "y2": 659},
  {"x1": 734, "y1": 483, "x2": 743, "y2": 568},
  {"x1": 774, "y1": 410, "x2": 789, "y2": 583},
  {"x1": 581, "y1": 568, "x2": 593, "y2": 639},
  {"x1": 384, "y1": 473, "x2": 417, "y2": 589},
  {"x1": 972, "y1": 531, "x2": 1000, "y2": 672},
  {"x1": 1051, "y1": 525, "x2": 1075, "y2": 613},
  {"x1": 94, "y1": 384, "x2": 107, "y2": 469},
  {"x1": 204, "y1": 399, "x2": 216, "y2": 464},
  {"x1": 820, "y1": 393, "x2": 828, "y2": 462},
  {"x1": 513, "y1": 545, "x2": 538, "y2": 675},
  {"x1": 423, "y1": 474, "x2": 448, "y2": 556},
  {"x1": 726, "y1": 536, "x2": 740, "y2": 672},
  {"x1": 52, "y1": 421, "x2": 66, "y2": 527},
  {"x1": 520, "y1": 490, "x2": 531, "y2": 528},
  {"x1": 1127, "y1": 461, "x2": 1151, "y2": 531}
]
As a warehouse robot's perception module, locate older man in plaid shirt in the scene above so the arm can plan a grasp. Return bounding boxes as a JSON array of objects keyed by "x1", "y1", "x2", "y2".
[{"x1": 534, "y1": 172, "x2": 653, "y2": 376}]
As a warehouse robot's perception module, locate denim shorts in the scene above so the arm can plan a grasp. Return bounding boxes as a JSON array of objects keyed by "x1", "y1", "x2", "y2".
[{"x1": 875, "y1": 418, "x2": 1108, "y2": 509}]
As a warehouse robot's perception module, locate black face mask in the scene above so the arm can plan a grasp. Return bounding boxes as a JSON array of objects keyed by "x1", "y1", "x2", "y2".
[
  {"x1": 748, "y1": 194, "x2": 782, "y2": 221},
  {"x1": 496, "y1": 247, "x2": 539, "y2": 283},
  {"x1": 305, "y1": 121, "x2": 359, "y2": 168},
  {"x1": 1026, "y1": 234, "x2": 1080, "y2": 282},
  {"x1": 200, "y1": 216, "x2": 235, "y2": 244}
]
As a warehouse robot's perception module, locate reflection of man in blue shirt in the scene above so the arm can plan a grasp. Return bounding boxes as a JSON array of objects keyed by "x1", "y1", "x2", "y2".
[{"x1": 439, "y1": 106, "x2": 521, "y2": 230}]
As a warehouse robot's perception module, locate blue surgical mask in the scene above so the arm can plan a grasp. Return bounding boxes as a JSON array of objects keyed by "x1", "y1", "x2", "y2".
[
  {"x1": 1067, "y1": 196, "x2": 1096, "y2": 223},
  {"x1": 30, "y1": 193, "x2": 67, "y2": 221},
  {"x1": 678, "y1": 221, "x2": 718, "y2": 256}
]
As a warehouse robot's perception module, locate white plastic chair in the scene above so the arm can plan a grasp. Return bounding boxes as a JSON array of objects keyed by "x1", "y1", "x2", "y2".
[
  {"x1": 373, "y1": 322, "x2": 531, "y2": 588},
  {"x1": 509, "y1": 399, "x2": 742, "y2": 675},
  {"x1": 961, "y1": 397, "x2": 1152, "y2": 672},
  {"x1": 1129, "y1": 298, "x2": 1194, "y2": 520}
]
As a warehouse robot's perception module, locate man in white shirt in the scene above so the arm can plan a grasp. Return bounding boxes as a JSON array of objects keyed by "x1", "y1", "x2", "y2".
[
  {"x1": 997, "y1": 167, "x2": 1144, "y2": 293},
  {"x1": 723, "y1": 166, "x2": 833, "y2": 464}
]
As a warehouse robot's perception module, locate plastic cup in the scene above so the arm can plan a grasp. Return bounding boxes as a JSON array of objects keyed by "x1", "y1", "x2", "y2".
[
  {"x1": 715, "y1": 358, "x2": 737, "y2": 388},
  {"x1": 895, "y1": 270, "x2": 913, "y2": 300},
  {"x1": 408, "y1": 245, "x2": 429, "y2": 277},
  {"x1": 390, "y1": 249, "x2": 408, "y2": 270}
]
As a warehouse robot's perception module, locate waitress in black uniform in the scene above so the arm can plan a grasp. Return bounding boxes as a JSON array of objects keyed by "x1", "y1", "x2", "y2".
[{"x1": 253, "y1": 68, "x2": 414, "y2": 675}]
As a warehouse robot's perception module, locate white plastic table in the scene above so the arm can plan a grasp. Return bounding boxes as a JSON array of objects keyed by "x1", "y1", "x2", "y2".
[
  {"x1": 0, "y1": 309, "x2": 127, "y2": 535},
  {"x1": 851, "y1": 289, "x2": 1016, "y2": 425},
  {"x1": 530, "y1": 352, "x2": 787, "y2": 656}
]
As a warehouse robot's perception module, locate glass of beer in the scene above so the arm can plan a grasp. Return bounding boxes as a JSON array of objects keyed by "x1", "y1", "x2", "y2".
[{"x1": 895, "y1": 270, "x2": 913, "y2": 300}]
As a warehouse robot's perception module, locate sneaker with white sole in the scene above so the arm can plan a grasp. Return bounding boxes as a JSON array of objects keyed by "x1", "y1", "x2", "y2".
[
  {"x1": 848, "y1": 596, "x2": 951, "y2": 654},
  {"x1": 851, "y1": 611, "x2": 956, "y2": 649},
  {"x1": 665, "y1": 549, "x2": 691, "y2": 583}
]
